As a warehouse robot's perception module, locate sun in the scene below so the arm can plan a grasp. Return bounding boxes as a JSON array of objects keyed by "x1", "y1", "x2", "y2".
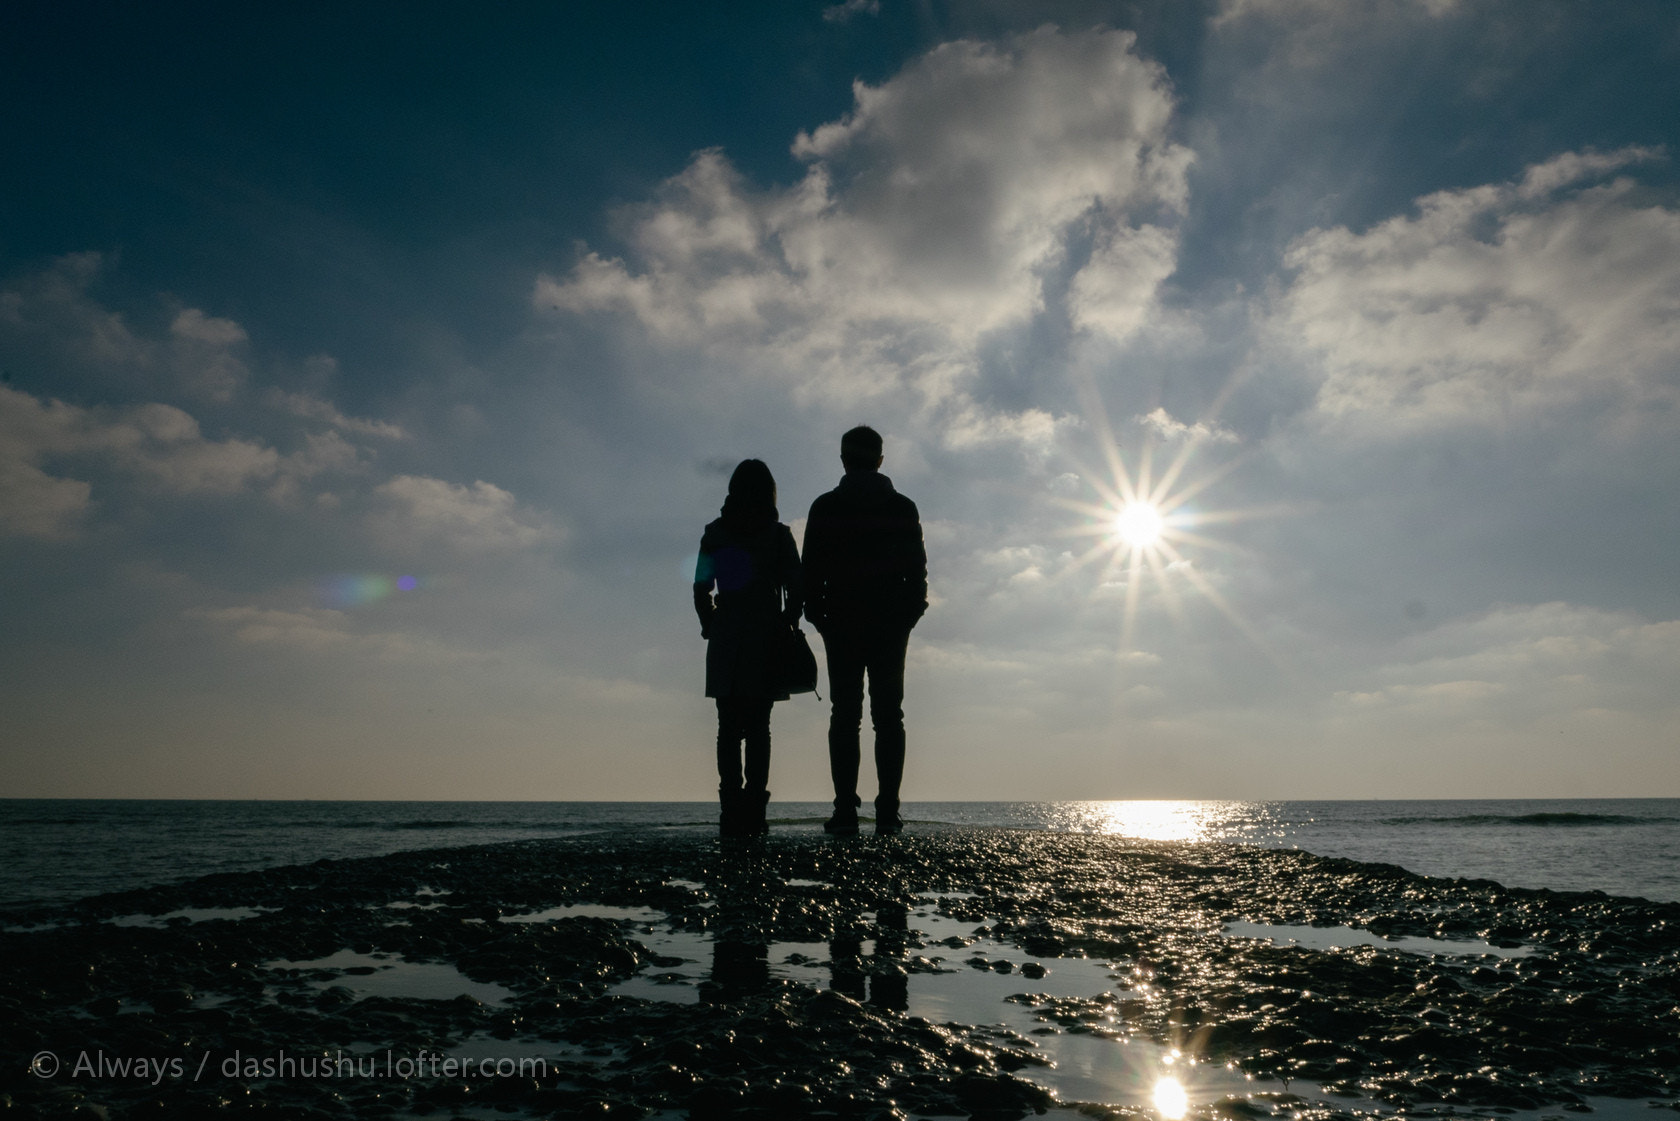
[
  {"x1": 1113, "y1": 501, "x2": 1164, "y2": 549},
  {"x1": 1047, "y1": 400, "x2": 1283, "y2": 659}
]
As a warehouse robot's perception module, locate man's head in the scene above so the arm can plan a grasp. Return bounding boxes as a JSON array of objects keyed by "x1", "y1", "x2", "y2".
[{"x1": 840, "y1": 425, "x2": 884, "y2": 474}]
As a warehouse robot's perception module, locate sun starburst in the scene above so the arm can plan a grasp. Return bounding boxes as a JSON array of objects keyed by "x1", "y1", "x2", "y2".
[{"x1": 1049, "y1": 400, "x2": 1282, "y2": 659}]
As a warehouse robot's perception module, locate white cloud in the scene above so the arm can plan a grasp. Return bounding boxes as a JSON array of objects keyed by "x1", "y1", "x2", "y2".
[
  {"x1": 1067, "y1": 222, "x2": 1181, "y2": 342},
  {"x1": 1136, "y1": 406, "x2": 1239, "y2": 444},
  {"x1": 168, "y1": 308, "x2": 249, "y2": 400},
  {"x1": 535, "y1": 27, "x2": 1190, "y2": 449},
  {"x1": 1216, "y1": 0, "x2": 1458, "y2": 26},
  {"x1": 1278, "y1": 147, "x2": 1680, "y2": 429},
  {"x1": 0, "y1": 456, "x2": 91, "y2": 540},
  {"x1": 0, "y1": 386, "x2": 280, "y2": 536},
  {"x1": 372, "y1": 474, "x2": 559, "y2": 553},
  {"x1": 1338, "y1": 602, "x2": 1680, "y2": 722},
  {"x1": 264, "y1": 387, "x2": 408, "y2": 440},
  {"x1": 189, "y1": 605, "x2": 496, "y2": 665},
  {"x1": 115, "y1": 403, "x2": 278, "y2": 493}
]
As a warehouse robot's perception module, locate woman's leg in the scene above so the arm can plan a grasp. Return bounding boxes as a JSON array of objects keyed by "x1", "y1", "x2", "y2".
[
  {"x1": 741, "y1": 698, "x2": 773, "y2": 793},
  {"x1": 716, "y1": 699, "x2": 745, "y2": 791}
]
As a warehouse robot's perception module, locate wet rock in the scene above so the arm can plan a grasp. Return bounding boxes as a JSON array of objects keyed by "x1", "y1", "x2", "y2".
[{"x1": 2, "y1": 829, "x2": 1677, "y2": 1119}]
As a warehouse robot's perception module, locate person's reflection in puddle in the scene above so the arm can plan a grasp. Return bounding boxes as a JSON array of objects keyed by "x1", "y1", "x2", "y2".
[
  {"x1": 699, "y1": 874, "x2": 771, "y2": 1004},
  {"x1": 702, "y1": 937, "x2": 770, "y2": 1003},
  {"x1": 829, "y1": 900, "x2": 908, "y2": 1011}
]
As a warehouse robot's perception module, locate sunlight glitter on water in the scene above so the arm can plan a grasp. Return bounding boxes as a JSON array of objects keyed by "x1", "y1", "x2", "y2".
[{"x1": 1045, "y1": 801, "x2": 1281, "y2": 842}]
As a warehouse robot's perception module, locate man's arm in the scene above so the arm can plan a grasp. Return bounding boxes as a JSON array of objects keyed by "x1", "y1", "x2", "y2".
[
  {"x1": 901, "y1": 499, "x2": 928, "y2": 628},
  {"x1": 779, "y1": 524, "x2": 804, "y2": 626},
  {"x1": 801, "y1": 500, "x2": 831, "y2": 631}
]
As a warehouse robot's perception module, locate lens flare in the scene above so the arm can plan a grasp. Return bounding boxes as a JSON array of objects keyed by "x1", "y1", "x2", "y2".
[{"x1": 324, "y1": 574, "x2": 423, "y2": 608}]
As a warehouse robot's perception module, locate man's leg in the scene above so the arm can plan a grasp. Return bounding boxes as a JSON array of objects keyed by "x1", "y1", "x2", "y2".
[
  {"x1": 866, "y1": 627, "x2": 910, "y2": 830},
  {"x1": 823, "y1": 628, "x2": 866, "y2": 832}
]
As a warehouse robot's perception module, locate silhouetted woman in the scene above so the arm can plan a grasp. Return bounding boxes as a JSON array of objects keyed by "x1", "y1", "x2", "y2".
[{"x1": 694, "y1": 459, "x2": 802, "y2": 837}]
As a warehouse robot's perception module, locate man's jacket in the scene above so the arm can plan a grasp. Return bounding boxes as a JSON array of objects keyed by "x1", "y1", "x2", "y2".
[{"x1": 802, "y1": 471, "x2": 927, "y2": 634}]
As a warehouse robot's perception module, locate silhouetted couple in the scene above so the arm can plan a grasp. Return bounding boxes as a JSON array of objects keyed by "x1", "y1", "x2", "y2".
[{"x1": 693, "y1": 426, "x2": 928, "y2": 838}]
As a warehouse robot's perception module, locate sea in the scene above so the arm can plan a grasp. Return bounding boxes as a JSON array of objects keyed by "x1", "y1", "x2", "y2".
[{"x1": 2, "y1": 798, "x2": 1677, "y2": 912}]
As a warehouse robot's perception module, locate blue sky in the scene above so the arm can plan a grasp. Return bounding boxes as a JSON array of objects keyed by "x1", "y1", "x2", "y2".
[{"x1": 4, "y1": 0, "x2": 1679, "y2": 800}]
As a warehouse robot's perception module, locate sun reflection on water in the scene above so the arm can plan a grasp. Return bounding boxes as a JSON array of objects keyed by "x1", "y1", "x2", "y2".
[
  {"x1": 1093, "y1": 801, "x2": 1214, "y2": 841},
  {"x1": 1152, "y1": 1075, "x2": 1190, "y2": 1119},
  {"x1": 1042, "y1": 801, "x2": 1280, "y2": 843}
]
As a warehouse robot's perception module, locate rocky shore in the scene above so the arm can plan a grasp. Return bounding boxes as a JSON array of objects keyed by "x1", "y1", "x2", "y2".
[{"x1": 3, "y1": 828, "x2": 1677, "y2": 1119}]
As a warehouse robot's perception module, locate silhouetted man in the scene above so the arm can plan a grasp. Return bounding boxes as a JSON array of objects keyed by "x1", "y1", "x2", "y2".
[{"x1": 802, "y1": 426, "x2": 927, "y2": 836}]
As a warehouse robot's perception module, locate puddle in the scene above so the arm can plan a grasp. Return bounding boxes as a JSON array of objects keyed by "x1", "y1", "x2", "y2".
[
  {"x1": 1223, "y1": 921, "x2": 1532, "y2": 958},
  {"x1": 108, "y1": 992, "x2": 236, "y2": 1014},
  {"x1": 784, "y1": 879, "x2": 829, "y2": 888},
  {"x1": 382, "y1": 901, "x2": 444, "y2": 910},
  {"x1": 107, "y1": 907, "x2": 271, "y2": 928},
  {"x1": 665, "y1": 880, "x2": 706, "y2": 891},
  {"x1": 501, "y1": 904, "x2": 666, "y2": 924},
  {"x1": 265, "y1": 950, "x2": 512, "y2": 1003},
  {"x1": 597, "y1": 903, "x2": 1251, "y2": 1111}
]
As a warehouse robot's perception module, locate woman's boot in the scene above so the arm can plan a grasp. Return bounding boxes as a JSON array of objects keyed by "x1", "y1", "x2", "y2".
[{"x1": 719, "y1": 786, "x2": 744, "y2": 838}]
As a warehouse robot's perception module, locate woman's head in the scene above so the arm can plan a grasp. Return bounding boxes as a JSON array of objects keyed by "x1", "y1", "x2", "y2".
[
  {"x1": 722, "y1": 458, "x2": 778, "y2": 526},
  {"x1": 728, "y1": 459, "x2": 777, "y2": 507}
]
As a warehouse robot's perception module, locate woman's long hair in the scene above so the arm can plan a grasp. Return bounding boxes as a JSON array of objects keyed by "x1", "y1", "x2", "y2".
[{"x1": 721, "y1": 458, "x2": 778, "y2": 529}]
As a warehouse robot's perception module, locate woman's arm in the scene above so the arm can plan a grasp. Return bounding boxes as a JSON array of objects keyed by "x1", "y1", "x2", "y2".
[{"x1": 693, "y1": 537, "x2": 717, "y2": 638}]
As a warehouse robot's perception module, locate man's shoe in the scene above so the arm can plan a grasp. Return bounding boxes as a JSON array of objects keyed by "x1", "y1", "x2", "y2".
[
  {"x1": 874, "y1": 811, "x2": 904, "y2": 836},
  {"x1": 823, "y1": 808, "x2": 859, "y2": 836}
]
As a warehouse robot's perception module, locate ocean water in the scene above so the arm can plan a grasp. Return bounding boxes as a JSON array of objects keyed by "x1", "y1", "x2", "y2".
[{"x1": 1, "y1": 798, "x2": 1676, "y2": 911}]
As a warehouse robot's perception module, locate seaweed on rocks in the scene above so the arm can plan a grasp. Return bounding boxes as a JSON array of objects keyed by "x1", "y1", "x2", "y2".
[{"x1": 1, "y1": 830, "x2": 1676, "y2": 1119}]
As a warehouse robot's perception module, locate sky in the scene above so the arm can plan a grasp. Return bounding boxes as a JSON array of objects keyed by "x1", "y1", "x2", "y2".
[{"x1": 3, "y1": 0, "x2": 1678, "y2": 801}]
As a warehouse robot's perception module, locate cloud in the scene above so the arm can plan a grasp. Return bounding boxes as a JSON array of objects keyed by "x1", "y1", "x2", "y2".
[
  {"x1": 264, "y1": 387, "x2": 408, "y2": 440},
  {"x1": 169, "y1": 308, "x2": 249, "y2": 400},
  {"x1": 821, "y1": 0, "x2": 879, "y2": 25},
  {"x1": 1216, "y1": 0, "x2": 1459, "y2": 28},
  {"x1": 0, "y1": 254, "x2": 257, "y2": 402},
  {"x1": 371, "y1": 474, "x2": 560, "y2": 553},
  {"x1": 1136, "y1": 406, "x2": 1239, "y2": 444},
  {"x1": 0, "y1": 269, "x2": 429, "y2": 531},
  {"x1": 535, "y1": 27, "x2": 1191, "y2": 447},
  {"x1": 0, "y1": 453, "x2": 91, "y2": 541},
  {"x1": 1334, "y1": 602, "x2": 1680, "y2": 732},
  {"x1": 0, "y1": 386, "x2": 280, "y2": 536},
  {"x1": 1277, "y1": 147, "x2": 1680, "y2": 430},
  {"x1": 0, "y1": 252, "x2": 145, "y2": 371},
  {"x1": 188, "y1": 605, "x2": 497, "y2": 666}
]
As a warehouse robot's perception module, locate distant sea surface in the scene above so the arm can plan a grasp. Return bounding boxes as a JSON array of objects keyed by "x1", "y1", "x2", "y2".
[{"x1": 2, "y1": 799, "x2": 1677, "y2": 910}]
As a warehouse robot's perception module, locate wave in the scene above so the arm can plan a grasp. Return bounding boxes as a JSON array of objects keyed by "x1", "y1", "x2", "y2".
[
  {"x1": 1379, "y1": 812, "x2": 1671, "y2": 828},
  {"x1": 336, "y1": 819, "x2": 584, "y2": 832}
]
